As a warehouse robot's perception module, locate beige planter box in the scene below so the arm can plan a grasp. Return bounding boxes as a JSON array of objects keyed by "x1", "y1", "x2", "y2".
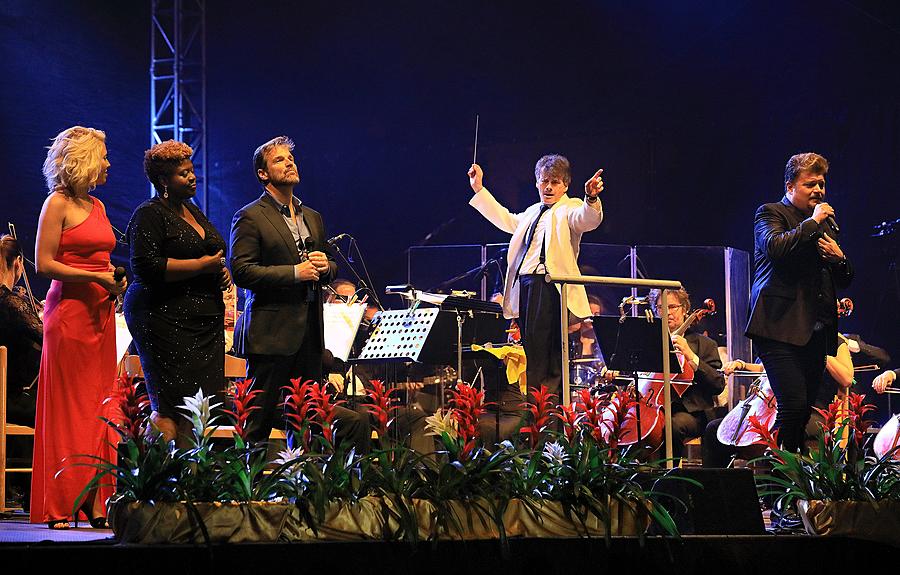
[
  {"x1": 109, "y1": 496, "x2": 649, "y2": 544},
  {"x1": 798, "y1": 500, "x2": 900, "y2": 546}
]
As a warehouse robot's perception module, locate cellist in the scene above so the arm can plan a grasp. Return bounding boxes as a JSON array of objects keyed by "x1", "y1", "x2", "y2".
[{"x1": 648, "y1": 288, "x2": 725, "y2": 460}]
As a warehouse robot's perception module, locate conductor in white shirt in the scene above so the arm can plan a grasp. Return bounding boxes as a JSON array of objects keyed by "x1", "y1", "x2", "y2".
[{"x1": 467, "y1": 155, "x2": 604, "y2": 399}]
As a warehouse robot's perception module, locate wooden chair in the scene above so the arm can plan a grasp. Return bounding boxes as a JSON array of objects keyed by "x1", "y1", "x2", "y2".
[{"x1": 1, "y1": 346, "x2": 36, "y2": 512}]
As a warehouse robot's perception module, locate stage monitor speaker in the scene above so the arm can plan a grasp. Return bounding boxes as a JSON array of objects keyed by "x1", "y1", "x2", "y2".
[{"x1": 651, "y1": 468, "x2": 765, "y2": 535}]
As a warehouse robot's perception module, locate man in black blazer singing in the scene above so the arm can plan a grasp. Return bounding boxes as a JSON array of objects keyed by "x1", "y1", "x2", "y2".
[
  {"x1": 230, "y1": 136, "x2": 365, "y2": 446},
  {"x1": 745, "y1": 152, "x2": 853, "y2": 452}
]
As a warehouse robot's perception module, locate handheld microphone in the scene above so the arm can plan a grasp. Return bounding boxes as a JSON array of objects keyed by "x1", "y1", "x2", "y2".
[
  {"x1": 304, "y1": 237, "x2": 319, "y2": 298},
  {"x1": 327, "y1": 233, "x2": 350, "y2": 246},
  {"x1": 826, "y1": 216, "x2": 840, "y2": 234},
  {"x1": 109, "y1": 266, "x2": 126, "y2": 301}
]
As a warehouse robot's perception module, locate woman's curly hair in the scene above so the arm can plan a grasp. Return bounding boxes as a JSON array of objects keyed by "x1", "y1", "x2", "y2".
[
  {"x1": 42, "y1": 126, "x2": 107, "y2": 196},
  {"x1": 144, "y1": 140, "x2": 194, "y2": 191}
]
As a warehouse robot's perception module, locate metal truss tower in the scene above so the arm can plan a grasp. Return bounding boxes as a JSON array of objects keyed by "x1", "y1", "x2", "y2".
[{"x1": 150, "y1": 0, "x2": 208, "y2": 212}]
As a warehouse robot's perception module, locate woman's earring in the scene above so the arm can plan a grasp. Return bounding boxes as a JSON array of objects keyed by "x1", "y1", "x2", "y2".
[{"x1": 162, "y1": 184, "x2": 169, "y2": 200}]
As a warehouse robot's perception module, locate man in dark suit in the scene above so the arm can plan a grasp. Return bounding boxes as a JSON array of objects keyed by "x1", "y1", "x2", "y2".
[
  {"x1": 230, "y1": 136, "x2": 366, "y2": 446},
  {"x1": 650, "y1": 288, "x2": 725, "y2": 458},
  {"x1": 745, "y1": 152, "x2": 853, "y2": 452}
]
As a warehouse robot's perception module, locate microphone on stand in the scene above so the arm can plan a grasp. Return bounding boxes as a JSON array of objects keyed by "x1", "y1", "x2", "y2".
[{"x1": 327, "y1": 233, "x2": 350, "y2": 247}]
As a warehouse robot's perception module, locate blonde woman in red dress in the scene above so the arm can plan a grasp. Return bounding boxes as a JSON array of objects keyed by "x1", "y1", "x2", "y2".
[{"x1": 30, "y1": 126, "x2": 127, "y2": 529}]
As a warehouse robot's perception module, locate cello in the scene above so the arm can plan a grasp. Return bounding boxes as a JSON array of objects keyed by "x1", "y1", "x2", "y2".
[
  {"x1": 716, "y1": 375, "x2": 777, "y2": 447},
  {"x1": 600, "y1": 298, "x2": 716, "y2": 449},
  {"x1": 635, "y1": 298, "x2": 717, "y2": 407},
  {"x1": 874, "y1": 414, "x2": 900, "y2": 460},
  {"x1": 716, "y1": 298, "x2": 856, "y2": 448}
]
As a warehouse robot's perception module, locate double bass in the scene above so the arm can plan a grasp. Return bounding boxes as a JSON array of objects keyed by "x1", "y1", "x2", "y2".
[{"x1": 600, "y1": 298, "x2": 716, "y2": 449}]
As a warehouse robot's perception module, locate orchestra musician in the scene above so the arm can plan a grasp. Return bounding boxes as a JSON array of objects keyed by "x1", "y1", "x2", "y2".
[
  {"x1": 0, "y1": 234, "x2": 41, "y2": 427},
  {"x1": 745, "y1": 153, "x2": 853, "y2": 453},
  {"x1": 873, "y1": 369, "x2": 900, "y2": 395},
  {"x1": 467, "y1": 155, "x2": 604, "y2": 399},
  {"x1": 0, "y1": 235, "x2": 41, "y2": 511},
  {"x1": 649, "y1": 288, "x2": 725, "y2": 459}
]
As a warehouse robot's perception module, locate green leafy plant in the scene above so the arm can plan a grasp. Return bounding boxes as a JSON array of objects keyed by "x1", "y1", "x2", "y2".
[{"x1": 750, "y1": 392, "x2": 900, "y2": 511}]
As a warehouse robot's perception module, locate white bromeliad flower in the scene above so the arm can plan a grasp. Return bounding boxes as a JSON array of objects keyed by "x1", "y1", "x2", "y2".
[
  {"x1": 542, "y1": 441, "x2": 568, "y2": 467},
  {"x1": 177, "y1": 389, "x2": 223, "y2": 441},
  {"x1": 274, "y1": 446, "x2": 306, "y2": 480},
  {"x1": 424, "y1": 409, "x2": 458, "y2": 440}
]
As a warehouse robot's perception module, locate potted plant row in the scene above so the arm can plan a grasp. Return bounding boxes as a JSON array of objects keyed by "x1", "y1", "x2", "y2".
[{"x1": 73, "y1": 376, "x2": 695, "y2": 545}]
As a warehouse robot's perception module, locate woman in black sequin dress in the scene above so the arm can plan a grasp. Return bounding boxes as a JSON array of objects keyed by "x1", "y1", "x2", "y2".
[{"x1": 123, "y1": 140, "x2": 230, "y2": 444}]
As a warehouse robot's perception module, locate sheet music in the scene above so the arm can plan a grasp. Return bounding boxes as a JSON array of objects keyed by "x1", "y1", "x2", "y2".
[
  {"x1": 324, "y1": 302, "x2": 366, "y2": 362},
  {"x1": 115, "y1": 312, "x2": 133, "y2": 362}
]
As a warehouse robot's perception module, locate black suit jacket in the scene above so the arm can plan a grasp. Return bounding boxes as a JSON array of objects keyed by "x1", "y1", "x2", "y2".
[
  {"x1": 745, "y1": 196, "x2": 853, "y2": 355},
  {"x1": 229, "y1": 192, "x2": 336, "y2": 357}
]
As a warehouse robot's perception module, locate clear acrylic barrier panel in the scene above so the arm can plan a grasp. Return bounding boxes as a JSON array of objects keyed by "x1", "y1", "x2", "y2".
[{"x1": 407, "y1": 245, "x2": 484, "y2": 296}]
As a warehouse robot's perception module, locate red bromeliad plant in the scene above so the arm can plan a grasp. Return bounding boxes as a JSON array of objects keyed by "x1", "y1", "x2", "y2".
[
  {"x1": 364, "y1": 379, "x2": 399, "y2": 440},
  {"x1": 846, "y1": 392, "x2": 876, "y2": 444},
  {"x1": 573, "y1": 387, "x2": 606, "y2": 442},
  {"x1": 282, "y1": 378, "x2": 315, "y2": 451},
  {"x1": 103, "y1": 374, "x2": 151, "y2": 446},
  {"x1": 520, "y1": 385, "x2": 558, "y2": 449},
  {"x1": 812, "y1": 392, "x2": 876, "y2": 447},
  {"x1": 223, "y1": 378, "x2": 262, "y2": 442},
  {"x1": 448, "y1": 383, "x2": 488, "y2": 460},
  {"x1": 596, "y1": 389, "x2": 635, "y2": 451},
  {"x1": 555, "y1": 403, "x2": 582, "y2": 445},
  {"x1": 746, "y1": 413, "x2": 782, "y2": 462},
  {"x1": 308, "y1": 382, "x2": 346, "y2": 446}
]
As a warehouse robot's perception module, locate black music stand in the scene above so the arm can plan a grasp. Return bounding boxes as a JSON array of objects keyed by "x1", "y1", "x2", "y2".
[{"x1": 591, "y1": 315, "x2": 681, "y2": 448}]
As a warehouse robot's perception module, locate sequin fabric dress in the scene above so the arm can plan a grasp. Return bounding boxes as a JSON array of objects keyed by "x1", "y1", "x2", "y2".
[
  {"x1": 123, "y1": 198, "x2": 225, "y2": 420},
  {"x1": 30, "y1": 197, "x2": 118, "y2": 523}
]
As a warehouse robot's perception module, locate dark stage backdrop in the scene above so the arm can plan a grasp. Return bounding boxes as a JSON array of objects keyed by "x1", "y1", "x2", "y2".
[{"x1": 2, "y1": 0, "x2": 898, "y2": 406}]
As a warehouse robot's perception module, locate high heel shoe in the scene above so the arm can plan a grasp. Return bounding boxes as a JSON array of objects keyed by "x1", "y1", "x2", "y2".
[{"x1": 47, "y1": 519, "x2": 71, "y2": 530}]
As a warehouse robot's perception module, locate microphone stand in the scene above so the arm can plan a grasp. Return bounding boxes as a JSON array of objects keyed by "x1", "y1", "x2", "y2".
[
  {"x1": 329, "y1": 236, "x2": 384, "y2": 312},
  {"x1": 429, "y1": 249, "x2": 507, "y2": 293},
  {"x1": 329, "y1": 235, "x2": 383, "y2": 405}
]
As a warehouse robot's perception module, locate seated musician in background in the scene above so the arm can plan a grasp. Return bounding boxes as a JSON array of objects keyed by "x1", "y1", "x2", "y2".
[
  {"x1": 873, "y1": 368, "x2": 900, "y2": 394},
  {"x1": 0, "y1": 234, "x2": 42, "y2": 427},
  {"x1": 0, "y1": 234, "x2": 42, "y2": 511},
  {"x1": 649, "y1": 288, "x2": 725, "y2": 458}
]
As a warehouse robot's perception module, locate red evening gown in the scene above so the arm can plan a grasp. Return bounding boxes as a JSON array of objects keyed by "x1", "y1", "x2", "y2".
[{"x1": 30, "y1": 197, "x2": 119, "y2": 524}]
